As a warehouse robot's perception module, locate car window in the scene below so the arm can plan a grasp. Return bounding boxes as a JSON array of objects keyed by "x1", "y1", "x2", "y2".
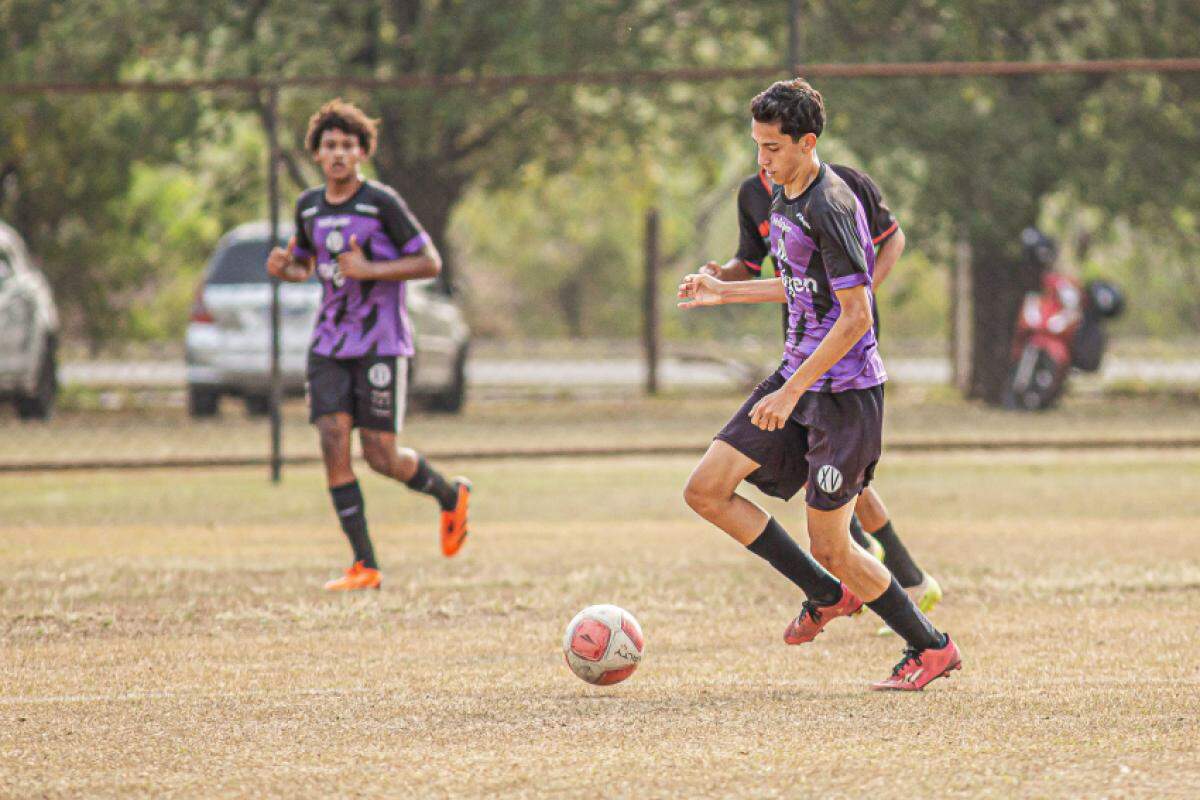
[
  {"x1": 207, "y1": 241, "x2": 274, "y2": 285},
  {"x1": 207, "y1": 239, "x2": 317, "y2": 285}
]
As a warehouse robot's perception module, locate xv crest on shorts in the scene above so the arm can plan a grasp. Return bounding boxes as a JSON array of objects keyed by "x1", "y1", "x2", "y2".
[{"x1": 816, "y1": 464, "x2": 844, "y2": 495}]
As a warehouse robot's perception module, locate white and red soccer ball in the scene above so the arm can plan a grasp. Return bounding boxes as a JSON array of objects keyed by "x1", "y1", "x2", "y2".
[{"x1": 562, "y1": 604, "x2": 645, "y2": 685}]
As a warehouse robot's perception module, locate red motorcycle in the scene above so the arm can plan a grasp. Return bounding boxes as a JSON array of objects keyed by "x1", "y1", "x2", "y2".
[{"x1": 1004, "y1": 229, "x2": 1124, "y2": 411}]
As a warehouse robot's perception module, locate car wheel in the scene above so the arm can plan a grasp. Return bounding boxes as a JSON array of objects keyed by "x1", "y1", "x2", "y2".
[
  {"x1": 15, "y1": 341, "x2": 57, "y2": 421},
  {"x1": 244, "y1": 394, "x2": 271, "y2": 416},
  {"x1": 429, "y1": 345, "x2": 468, "y2": 414},
  {"x1": 188, "y1": 386, "x2": 220, "y2": 417}
]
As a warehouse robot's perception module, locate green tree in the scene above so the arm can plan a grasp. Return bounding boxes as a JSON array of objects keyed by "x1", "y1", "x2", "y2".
[
  {"x1": 796, "y1": 0, "x2": 1200, "y2": 401},
  {"x1": 179, "y1": 0, "x2": 781, "y2": 284},
  {"x1": 0, "y1": 0, "x2": 205, "y2": 350}
]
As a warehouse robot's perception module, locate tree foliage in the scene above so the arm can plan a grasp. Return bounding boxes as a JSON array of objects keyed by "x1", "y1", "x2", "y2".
[
  {"x1": 1, "y1": 0, "x2": 1196, "y2": 374},
  {"x1": 797, "y1": 0, "x2": 1200, "y2": 399}
]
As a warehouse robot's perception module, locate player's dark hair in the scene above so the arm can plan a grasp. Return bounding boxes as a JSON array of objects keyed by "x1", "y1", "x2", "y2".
[
  {"x1": 750, "y1": 79, "x2": 825, "y2": 141},
  {"x1": 305, "y1": 98, "x2": 379, "y2": 156}
]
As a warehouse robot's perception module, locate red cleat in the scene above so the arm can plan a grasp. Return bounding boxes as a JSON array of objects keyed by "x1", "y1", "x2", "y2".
[
  {"x1": 783, "y1": 584, "x2": 863, "y2": 645},
  {"x1": 871, "y1": 635, "x2": 962, "y2": 691}
]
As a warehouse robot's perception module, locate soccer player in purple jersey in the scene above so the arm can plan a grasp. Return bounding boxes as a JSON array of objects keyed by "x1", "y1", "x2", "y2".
[
  {"x1": 701, "y1": 165, "x2": 944, "y2": 635},
  {"x1": 266, "y1": 100, "x2": 471, "y2": 591},
  {"x1": 678, "y1": 79, "x2": 961, "y2": 690}
]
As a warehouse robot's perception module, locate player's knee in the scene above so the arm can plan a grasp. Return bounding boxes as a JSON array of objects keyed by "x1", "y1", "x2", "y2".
[
  {"x1": 683, "y1": 473, "x2": 722, "y2": 519},
  {"x1": 361, "y1": 437, "x2": 392, "y2": 474},
  {"x1": 811, "y1": 540, "x2": 849, "y2": 573}
]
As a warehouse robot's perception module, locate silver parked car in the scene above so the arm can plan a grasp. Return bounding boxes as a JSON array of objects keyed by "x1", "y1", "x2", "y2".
[
  {"x1": 0, "y1": 220, "x2": 59, "y2": 420},
  {"x1": 185, "y1": 222, "x2": 470, "y2": 417}
]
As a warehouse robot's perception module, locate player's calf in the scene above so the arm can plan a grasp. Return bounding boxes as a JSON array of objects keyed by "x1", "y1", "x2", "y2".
[
  {"x1": 808, "y1": 507, "x2": 892, "y2": 604},
  {"x1": 329, "y1": 480, "x2": 378, "y2": 571}
]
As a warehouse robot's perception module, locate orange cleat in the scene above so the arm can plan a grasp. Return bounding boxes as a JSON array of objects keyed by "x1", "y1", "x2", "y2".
[
  {"x1": 323, "y1": 561, "x2": 382, "y2": 591},
  {"x1": 439, "y1": 478, "x2": 472, "y2": 557}
]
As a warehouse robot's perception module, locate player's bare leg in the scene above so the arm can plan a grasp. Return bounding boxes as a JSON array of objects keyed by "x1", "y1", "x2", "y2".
[
  {"x1": 853, "y1": 486, "x2": 888, "y2": 531},
  {"x1": 317, "y1": 412, "x2": 381, "y2": 590},
  {"x1": 683, "y1": 440, "x2": 774, "y2": 545},
  {"x1": 360, "y1": 429, "x2": 471, "y2": 557},
  {"x1": 317, "y1": 411, "x2": 356, "y2": 487},
  {"x1": 684, "y1": 441, "x2": 853, "y2": 644},
  {"x1": 807, "y1": 501, "x2": 890, "y2": 601}
]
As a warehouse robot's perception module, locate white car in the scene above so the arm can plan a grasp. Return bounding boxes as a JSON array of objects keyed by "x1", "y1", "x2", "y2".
[
  {"x1": 185, "y1": 222, "x2": 470, "y2": 417},
  {"x1": 0, "y1": 220, "x2": 59, "y2": 420}
]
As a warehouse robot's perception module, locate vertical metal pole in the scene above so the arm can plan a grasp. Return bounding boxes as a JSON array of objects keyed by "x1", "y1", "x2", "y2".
[
  {"x1": 265, "y1": 86, "x2": 283, "y2": 482},
  {"x1": 788, "y1": 0, "x2": 803, "y2": 73},
  {"x1": 643, "y1": 208, "x2": 660, "y2": 396},
  {"x1": 951, "y1": 236, "x2": 973, "y2": 393}
]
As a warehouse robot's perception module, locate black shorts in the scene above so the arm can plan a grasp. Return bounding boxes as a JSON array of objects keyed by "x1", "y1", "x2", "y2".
[
  {"x1": 306, "y1": 351, "x2": 409, "y2": 432},
  {"x1": 714, "y1": 370, "x2": 884, "y2": 511}
]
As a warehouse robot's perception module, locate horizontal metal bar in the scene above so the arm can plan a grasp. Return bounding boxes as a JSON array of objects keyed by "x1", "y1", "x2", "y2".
[
  {"x1": 2, "y1": 436, "x2": 1198, "y2": 473},
  {"x1": 2, "y1": 58, "x2": 1197, "y2": 96}
]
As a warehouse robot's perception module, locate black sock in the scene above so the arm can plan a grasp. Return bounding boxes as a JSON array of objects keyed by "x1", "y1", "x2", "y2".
[
  {"x1": 405, "y1": 454, "x2": 458, "y2": 511},
  {"x1": 849, "y1": 515, "x2": 872, "y2": 550},
  {"x1": 866, "y1": 579, "x2": 944, "y2": 651},
  {"x1": 746, "y1": 517, "x2": 842, "y2": 605},
  {"x1": 870, "y1": 521, "x2": 924, "y2": 588},
  {"x1": 329, "y1": 481, "x2": 377, "y2": 569}
]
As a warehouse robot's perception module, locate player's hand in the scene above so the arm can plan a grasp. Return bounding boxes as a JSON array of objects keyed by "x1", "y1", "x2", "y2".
[
  {"x1": 337, "y1": 235, "x2": 373, "y2": 280},
  {"x1": 266, "y1": 237, "x2": 296, "y2": 279},
  {"x1": 677, "y1": 273, "x2": 725, "y2": 309},
  {"x1": 699, "y1": 260, "x2": 722, "y2": 279},
  {"x1": 748, "y1": 386, "x2": 801, "y2": 432}
]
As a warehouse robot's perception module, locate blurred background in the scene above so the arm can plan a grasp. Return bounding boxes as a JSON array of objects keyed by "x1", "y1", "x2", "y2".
[{"x1": 1, "y1": 0, "x2": 1198, "y2": 472}]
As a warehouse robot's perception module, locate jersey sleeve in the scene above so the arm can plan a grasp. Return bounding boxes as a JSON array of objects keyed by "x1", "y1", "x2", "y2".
[
  {"x1": 813, "y1": 200, "x2": 871, "y2": 291},
  {"x1": 837, "y1": 167, "x2": 899, "y2": 246},
  {"x1": 857, "y1": 174, "x2": 899, "y2": 246},
  {"x1": 292, "y1": 197, "x2": 314, "y2": 259},
  {"x1": 734, "y1": 179, "x2": 770, "y2": 275},
  {"x1": 378, "y1": 188, "x2": 431, "y2": 256}
]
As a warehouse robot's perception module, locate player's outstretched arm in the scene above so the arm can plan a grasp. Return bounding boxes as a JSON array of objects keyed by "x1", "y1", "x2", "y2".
[
  {"x1": 266, "y1": 237, "x2": 315, "y2": 282},
  {"x1": 700, "y1": 259, "x2": 757, "y2": 282},
  {"x1": 678, "y1": 273, "x2": 785, "y2": 309}
]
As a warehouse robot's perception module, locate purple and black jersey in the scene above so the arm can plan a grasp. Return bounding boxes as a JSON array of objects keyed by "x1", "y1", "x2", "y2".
[
  {"x1": 292, "y1": 179, "x2": 430, "y2": 359},
  {"x1": 737, "y1": 165, "x2": 899, "y2": 277},
  {"x1": 770, "y1": 163, "x2": 887, "y2": 393}
]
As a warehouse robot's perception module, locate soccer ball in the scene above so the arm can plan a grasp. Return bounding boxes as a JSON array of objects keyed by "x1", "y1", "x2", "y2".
[{"x1": 562, "y1": 604, "x2": 645, "y2": 685}]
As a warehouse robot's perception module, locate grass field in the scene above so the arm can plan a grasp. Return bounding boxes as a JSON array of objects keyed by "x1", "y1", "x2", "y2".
[
  {"x1": 3, "y1": 397, "x2": 1200, "y2": 797},
  {"x1": 4, "y1": 385, "x2": 1200, "y2": 467}
]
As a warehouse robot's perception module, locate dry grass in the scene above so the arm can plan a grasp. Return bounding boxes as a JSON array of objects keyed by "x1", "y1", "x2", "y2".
[
  {"x1": 3, "y1": 386, "x2": 1200, "y2": 467},
  {"x1": 2, "y1": 438, "x2": 1200, "y2": 796}
]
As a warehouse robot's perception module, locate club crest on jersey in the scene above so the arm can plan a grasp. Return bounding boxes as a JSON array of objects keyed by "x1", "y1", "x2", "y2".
[
  {"x1": 324, "y1": 229, "x2": 346, "y2": 254},
  {"x1": 317, "y1": 261, "x2": 345, "y2": 288},
  {"x1": 367, "y1": 363, "x2": 393, "y2": 389},
  {"x1": 816, "y1": 464, "x2": 843, "y2": 495}
]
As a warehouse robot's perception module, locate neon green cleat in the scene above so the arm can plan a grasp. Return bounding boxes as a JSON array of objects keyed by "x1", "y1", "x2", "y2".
[
  {"x1": 876, "y1": 574, "x2": 943, "y2": 636},
  {"x1": 864, "y1": 533, "x2": 886, "y2": 563}
]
